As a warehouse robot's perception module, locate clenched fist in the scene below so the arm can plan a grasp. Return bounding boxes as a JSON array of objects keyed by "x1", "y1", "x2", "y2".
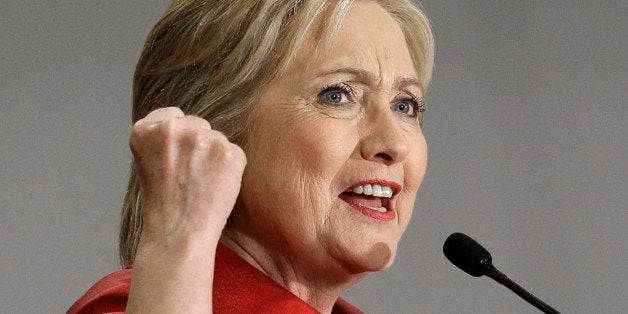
[
  {"x1": 126, "y1": 107, "x2": 246, "y2": 313},
  {"x1": 131, "y1": 107, "x2": 246, "y2": 248}
]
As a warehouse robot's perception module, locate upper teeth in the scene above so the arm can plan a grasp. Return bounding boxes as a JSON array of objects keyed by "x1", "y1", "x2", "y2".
[{"x1": 351, "y1": 184, "x2": 393, "y2": 198}]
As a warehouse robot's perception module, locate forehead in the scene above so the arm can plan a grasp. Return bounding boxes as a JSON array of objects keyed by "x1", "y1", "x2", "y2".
[{"x1": 289, "y1": 1, "x2": 418, "y2": 83}]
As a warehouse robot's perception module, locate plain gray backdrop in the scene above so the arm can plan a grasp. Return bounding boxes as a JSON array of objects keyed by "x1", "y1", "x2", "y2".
[{"x1": 2, "y1": 1, "x2": 626, "y2": 313}]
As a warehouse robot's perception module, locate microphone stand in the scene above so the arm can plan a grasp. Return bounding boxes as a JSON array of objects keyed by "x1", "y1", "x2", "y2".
[{"x1": 481, "y1": 262, "x2": 559, "y2": 314}]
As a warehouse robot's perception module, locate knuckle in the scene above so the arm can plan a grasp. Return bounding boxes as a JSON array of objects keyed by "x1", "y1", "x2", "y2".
[
  {"x1": 158, "y1": 118, "x2": 179, "y2": 136},
  {"x1": 129, "y1": 125, "x2": 150, "y2": 156},
  {"x1": 201, "y1": 134, "x2": 231, "y2": 160},
  {"x1": 132, "y1": 118, "x2": 145, "y2": 129},
  {"x1": 130, "y1": 124, "x2": 142, "y2": 139},
  {"x1": 210, "y1": 137, "x2": 230, "y2": 157},
  {"x1": 184, "y1": 115, "x2": 212, "y2": 129},
  {"x1": 207, "y1": 138, "x2": 247, "y2": 171},
  {"x1": 131, "y1": 119, "x2": 152, "y2": 138},
  {"x1": 160, "y1": 106, "x2": 184, "y2": 117},
  {"x1": 186, "y1": 128, "x2": 208, "y2": 146},
  {"x1": 129, "y1": 137, "x2": 141, "y2": 156},
  {"x1": 142, "y1": 107, "x2": 184, "y2": 121},
  {"x1": 231, "y1": 144, "x2": 248, "y2": 166}
]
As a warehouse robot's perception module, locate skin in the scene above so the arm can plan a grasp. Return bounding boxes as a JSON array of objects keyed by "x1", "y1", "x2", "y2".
[
  {"x1": 224, "y1": 1, "x2": 428, "y2": 313},
  {"x1": 126, "y1": 108, "x2": 247, "y2": 313},
  {"x1": 126, "y1": 1, "x2": 427, "y2": 313}
]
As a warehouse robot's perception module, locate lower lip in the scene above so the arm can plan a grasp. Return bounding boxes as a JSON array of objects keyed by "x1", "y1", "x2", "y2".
[{"x1": 343, "y1": 201, "x2": 396, "y2": 222}]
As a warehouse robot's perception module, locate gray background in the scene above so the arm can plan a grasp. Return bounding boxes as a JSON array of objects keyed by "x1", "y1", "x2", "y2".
[{"x1": 2, "y1": 1, "x2": 626, "y2": 313}]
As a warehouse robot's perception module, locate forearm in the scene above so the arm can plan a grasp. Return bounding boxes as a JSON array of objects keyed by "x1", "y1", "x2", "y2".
[
  {"x1": 124, "y1": 108, "x2": 244, "y2": 313},
  {"x1": 126, "y1": 239, "x2": 218, "y2": 313}
]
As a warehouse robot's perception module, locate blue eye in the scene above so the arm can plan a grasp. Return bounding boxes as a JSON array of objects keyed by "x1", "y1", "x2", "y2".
[
  {"x1": 392, "y1": 100, "x2": 415, "y2": 115},
  {"x1": 325, "y1": 90, "x2": 346, "y2": 104},
  {"x1": 392, "y1": 97, "x2": 426, "y2": 119},
  {"x1": 318, "y1": 84, "x2": 351, "y2": 105}
]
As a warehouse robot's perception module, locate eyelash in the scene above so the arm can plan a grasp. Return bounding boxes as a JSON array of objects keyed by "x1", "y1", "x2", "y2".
[
  {"x1": 318, "y1": 83, "x2": 354, "y2": 104},
  {"x1": 317, "y1": 83, "x2": 426, "y2": 118},
  {"x1": 407, "y1": 95, "x2": 427, "y2": 113}
]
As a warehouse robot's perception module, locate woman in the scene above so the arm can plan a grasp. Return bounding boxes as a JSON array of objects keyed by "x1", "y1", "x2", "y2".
[{"x1": 70, "y1": 0, "x2": 433, "y2": 312}]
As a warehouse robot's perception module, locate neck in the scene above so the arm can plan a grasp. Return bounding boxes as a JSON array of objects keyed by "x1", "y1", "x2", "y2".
[{"x1": 220, "y1": 231, "x2": 368, "y2": 314}]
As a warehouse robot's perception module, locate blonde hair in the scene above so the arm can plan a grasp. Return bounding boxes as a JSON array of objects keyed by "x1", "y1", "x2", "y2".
[{"x1": 119, "y1": 0, "x2": 434, "y2": 266}]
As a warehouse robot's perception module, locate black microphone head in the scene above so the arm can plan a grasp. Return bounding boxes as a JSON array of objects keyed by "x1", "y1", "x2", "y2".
[{"x1": 443, "y1": 232, "x2": 493, "y2": 277}]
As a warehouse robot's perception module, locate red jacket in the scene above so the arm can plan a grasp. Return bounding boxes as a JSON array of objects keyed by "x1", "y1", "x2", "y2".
[{"x1": 68, "y1": 243, "x2": 362, "y2": 313}]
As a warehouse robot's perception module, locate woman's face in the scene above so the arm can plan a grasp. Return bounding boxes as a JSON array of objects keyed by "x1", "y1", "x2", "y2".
[{"x1": 234, "y1": 1, "x2": 428, "y2": 274}]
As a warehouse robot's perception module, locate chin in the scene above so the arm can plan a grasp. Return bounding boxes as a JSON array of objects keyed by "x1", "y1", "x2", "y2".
[{"x1": 334, "y1": 238, "x2": 399, "y2": 274}]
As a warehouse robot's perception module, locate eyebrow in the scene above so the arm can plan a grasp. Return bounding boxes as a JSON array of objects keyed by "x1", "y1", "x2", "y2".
[{"x1": 315, "y1": 67, "x2": 423, "y2": 91}]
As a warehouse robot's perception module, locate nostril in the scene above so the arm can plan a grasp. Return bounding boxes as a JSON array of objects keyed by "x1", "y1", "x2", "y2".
[{"x1": 374, "y1": 152, "x2": 393, "y2": 162}]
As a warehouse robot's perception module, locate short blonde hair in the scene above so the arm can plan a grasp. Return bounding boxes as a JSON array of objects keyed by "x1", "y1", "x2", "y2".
[{"x1": 119, "y1": 0, "x2": 434, "y2": 266}]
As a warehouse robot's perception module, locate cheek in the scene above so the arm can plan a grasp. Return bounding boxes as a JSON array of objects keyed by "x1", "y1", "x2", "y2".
[
  {"x1": 286, "y1": 120, "x2": 360, "y2": 226},
  {"x1": 288, "y1": 118, "x2": 358, "y2": 184},
  {"x1": 244, "y1": 116, "x2": 357, "y2": 225},
  {"x1": 405, "y1": 136, "x2": 428, "y2": 191},
  {"x1": 397, "y1": 136, "x2": 427, "y2": 227}
]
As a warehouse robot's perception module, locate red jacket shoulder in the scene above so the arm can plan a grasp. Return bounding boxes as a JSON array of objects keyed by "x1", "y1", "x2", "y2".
[{"x1": 67, "y1": 267, "x2": 132, "y2": 314}]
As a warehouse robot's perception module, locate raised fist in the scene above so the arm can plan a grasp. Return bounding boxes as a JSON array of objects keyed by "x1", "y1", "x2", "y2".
[{"x1": 130, "y1": 107, "x2": 246, "y2": 254}]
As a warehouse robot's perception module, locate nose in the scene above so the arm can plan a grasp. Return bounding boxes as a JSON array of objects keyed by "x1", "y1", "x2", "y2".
[{"x1": 359, "y1": 106, "x2": 411, "y2": 166}]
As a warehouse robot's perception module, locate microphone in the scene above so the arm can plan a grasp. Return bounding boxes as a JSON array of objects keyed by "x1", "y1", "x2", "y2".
[{"x1": 443, "y1": 232, "x2": 559, "y2": 314}]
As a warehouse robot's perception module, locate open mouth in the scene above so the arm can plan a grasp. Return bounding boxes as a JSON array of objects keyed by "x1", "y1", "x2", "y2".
[{"x1": 339, "y1": 181, "x2": 399, "y2": 221}]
